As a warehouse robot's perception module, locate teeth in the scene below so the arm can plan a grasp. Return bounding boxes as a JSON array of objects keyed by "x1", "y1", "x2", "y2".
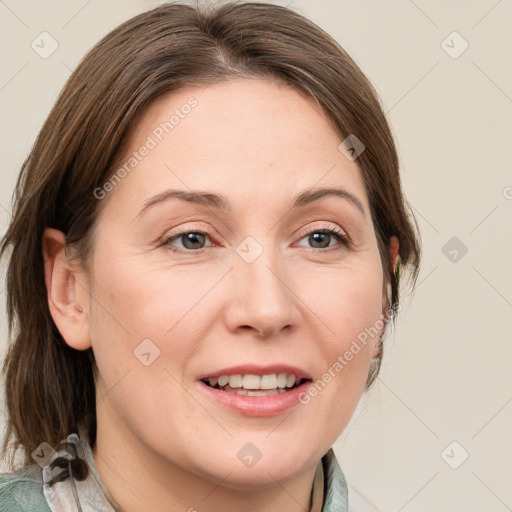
[
  {"x1": 207, "y1": 373, "x2": 301, "y2": 390},
  {"x1": 217, "y1": 375, "x2": 229, "y2": 386},
  {"x1": 276, "y1": 373, "x2": 288, "y2": 388},
  {"x1": 260, "y1": 374, "x2": 277, "y2": 389},
  {"x1": 228, "y1": 375, "x2": 243, "y2": 388},
  {"x1": 223, "y1": 387, "x2": 288, "y2": 396},
  {"x1": 242, "y1": 375, "x2": 261, "y2": 389}
]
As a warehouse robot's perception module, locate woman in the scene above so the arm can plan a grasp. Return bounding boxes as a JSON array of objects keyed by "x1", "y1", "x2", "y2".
[{"x1": 0, "y1": 1, "x2": 421, "y2": 510}]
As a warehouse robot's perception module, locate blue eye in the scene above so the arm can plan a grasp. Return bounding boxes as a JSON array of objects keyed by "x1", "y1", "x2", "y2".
[
  {"x1": 297, "y1": 227, "x2": 350, "y2": 250},
  {"x1": 162, "y1": 226, "x2": 350, "y2": 253},
  {"x1": 164, "y1": 231, "x2": 212, "y2": 251}
]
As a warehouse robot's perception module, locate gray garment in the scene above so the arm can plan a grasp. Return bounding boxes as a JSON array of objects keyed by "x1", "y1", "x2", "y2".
[{"x1": 0, "y1": 427, "x2": 349, "y2": 511}]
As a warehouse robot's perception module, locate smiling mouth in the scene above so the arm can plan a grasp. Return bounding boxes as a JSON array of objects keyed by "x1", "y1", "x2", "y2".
[{"x1": 201, "y1": 373, "x2": 310, "y2": 396}]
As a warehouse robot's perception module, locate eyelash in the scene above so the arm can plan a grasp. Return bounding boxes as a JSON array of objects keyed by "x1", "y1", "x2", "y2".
[{"x1": 161, "y1": 224, "x2": 351, "y2": 253}]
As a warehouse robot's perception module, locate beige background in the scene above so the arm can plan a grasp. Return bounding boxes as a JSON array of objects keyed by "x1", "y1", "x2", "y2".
[{"x1": 1, "y1": 1, "x2": 511, "y2": 510}]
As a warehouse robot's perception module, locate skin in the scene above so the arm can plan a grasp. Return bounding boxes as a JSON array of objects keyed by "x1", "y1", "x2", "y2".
[{"x1": 43, "y1": 77, "x2": 399, "y2": 512}]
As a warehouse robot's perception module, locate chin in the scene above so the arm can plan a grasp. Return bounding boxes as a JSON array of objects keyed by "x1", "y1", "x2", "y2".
[
  {"x1": 205, "y1": 464, "x2": 303, "y2": 491},
  {"x1": 188, "y1": 443, "x2": 315, "y2": 488}
]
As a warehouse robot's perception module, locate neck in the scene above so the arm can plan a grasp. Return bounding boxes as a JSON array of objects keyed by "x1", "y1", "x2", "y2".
[{"x1": 91, "y1": 413, "x2": 320, "y2": 512}]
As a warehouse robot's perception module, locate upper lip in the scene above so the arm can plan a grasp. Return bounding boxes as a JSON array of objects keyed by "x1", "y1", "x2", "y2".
[{"x1": 197, "y1": 364, "x2": 312, "y2": 381}]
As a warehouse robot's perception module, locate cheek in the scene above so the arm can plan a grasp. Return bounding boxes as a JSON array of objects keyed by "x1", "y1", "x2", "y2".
[
  {"x1": 86, "y1": 246, "x2": 218, "y2": 373},
  {"x1": 305, "y1": 263, "x2": 384, "y2": 390},
  {"x1": 312, "y1": 263, "x2": 384, "y2": 345}
]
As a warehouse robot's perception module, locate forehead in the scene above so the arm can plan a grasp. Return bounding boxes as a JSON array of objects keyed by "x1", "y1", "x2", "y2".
[{"x1": 105, "y1": 78, "x2": 369, "y2": 216}]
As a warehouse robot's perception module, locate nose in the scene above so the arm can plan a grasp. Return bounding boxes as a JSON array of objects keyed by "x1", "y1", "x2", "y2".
[{"x1": 223, "y1": 244, "x2": 298, "y2": 339}]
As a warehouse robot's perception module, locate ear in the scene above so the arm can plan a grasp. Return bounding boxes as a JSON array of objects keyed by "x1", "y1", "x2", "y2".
[
  {"x1": 389, "y1": 235, "x2": 400, "y2": 274},
  {"x1": 383, "y1": 235, "x2": 400, "y2": 308},
  {"x1": 374, "y1": 236, "x2": 400, "y2": 358},
  {"x1": 42, "y1": 228, "x2": 91, "y2": 350}
]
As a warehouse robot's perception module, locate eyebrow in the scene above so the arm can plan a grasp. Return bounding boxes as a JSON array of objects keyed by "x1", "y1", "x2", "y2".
[{"x1": 136, "y1": 186, "x2": 366, "y2": 219}]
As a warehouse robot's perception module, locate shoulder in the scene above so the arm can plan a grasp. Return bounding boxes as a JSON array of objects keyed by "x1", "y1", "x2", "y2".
[
  {"x1": 322, "y1": 448, "x2": 381, "y2": 512},
  {"x1": 0, "y1": 465, "x2": 51, "y2": 511}
]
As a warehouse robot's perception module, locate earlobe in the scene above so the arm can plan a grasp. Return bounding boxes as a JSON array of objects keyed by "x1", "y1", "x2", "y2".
[
  {"x1": 384, "y1": 236, "x2": 400, "y2": 302},
  {"x1": 389, "y1": 236, "x2": 400, "y2": 273},
  {"x1": 42, "y1": 228, "x2": 91, "y2": 351},
  {"x1": 374, "y1": 236, "x2": 400, "y2": 358}
]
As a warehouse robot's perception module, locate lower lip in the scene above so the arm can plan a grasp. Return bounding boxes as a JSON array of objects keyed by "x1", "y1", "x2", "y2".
[{"x1": 197, "y1": 380, "x2": 312, "y2": 417}]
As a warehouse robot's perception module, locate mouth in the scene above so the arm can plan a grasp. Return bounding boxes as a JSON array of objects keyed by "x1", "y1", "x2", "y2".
[
  {"x1": 196, "y1": 364, "x2": 314, "y2": 416},
  {"x1": 200, "y1": 373, "x2": 309, "y2": 396}
]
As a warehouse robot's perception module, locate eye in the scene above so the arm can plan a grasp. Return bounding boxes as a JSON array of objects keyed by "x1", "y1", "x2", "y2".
[
  {"x1": 163, "y1": 230, "x2": 214, "y2": 252},
  {"x1": 296, "y1": 225, "x2": 350, "y2": 250},
  {"x1": 162, "y1": 224, "x2": 351, "y2": 253}
]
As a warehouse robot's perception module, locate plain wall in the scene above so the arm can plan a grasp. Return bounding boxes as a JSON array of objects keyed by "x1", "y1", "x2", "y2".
[{"x1": 1, "y1": 1, "x2": 511, "y2": 510}]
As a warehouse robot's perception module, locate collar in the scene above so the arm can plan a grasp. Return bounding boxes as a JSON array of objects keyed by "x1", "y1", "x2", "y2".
[{"x1": 40, "y1": 428, "x2": 348, "y2": 512}]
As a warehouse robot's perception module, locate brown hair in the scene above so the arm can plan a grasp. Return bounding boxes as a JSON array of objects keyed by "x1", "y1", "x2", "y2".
[{"x1": 1, "y1": 0, "x2": 421, "y2": 469}]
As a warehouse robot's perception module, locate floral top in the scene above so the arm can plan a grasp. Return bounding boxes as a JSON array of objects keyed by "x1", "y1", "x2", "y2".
[{"x1": 0, "y1": 426, "x2": 364, "y2": 511}]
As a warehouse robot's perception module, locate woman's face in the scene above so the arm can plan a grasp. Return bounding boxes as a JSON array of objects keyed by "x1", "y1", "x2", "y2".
[{"x1": 79, "y1": 78, "x2": 392, "y2": 487}]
